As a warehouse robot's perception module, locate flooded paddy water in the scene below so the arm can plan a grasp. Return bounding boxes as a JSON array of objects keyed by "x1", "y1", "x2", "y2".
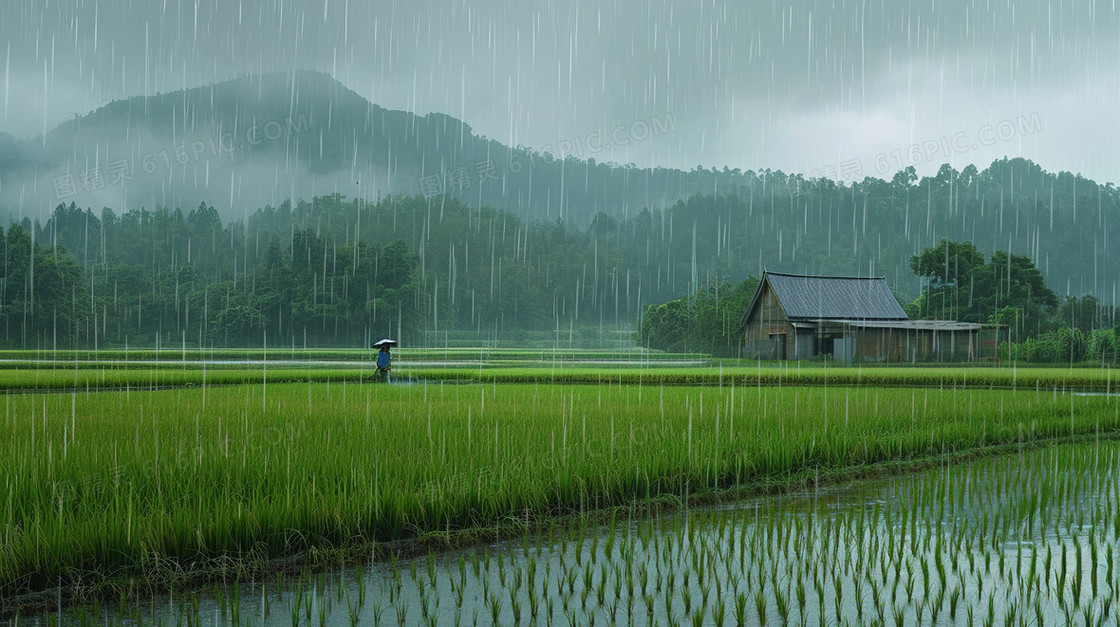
[{"x1": 27, "y1": 437, "x2": 1120, "y2": 626}]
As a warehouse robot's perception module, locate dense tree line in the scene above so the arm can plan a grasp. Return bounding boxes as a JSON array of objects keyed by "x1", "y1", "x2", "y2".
[
  {"x1": 908, "y1": 239, "x2": 1059, "y2": 339},
  {"x1": 635, "y1": 278, "x2": 759, "y2": 356},
  {"x1": 908, "y1": 239, "x2": 1120, "y2": 362},
  {"x1": 0, "y1": 224, "x2": 87, "y2": 346},
  {"x1": 230, "y1": 157, "x2": 1120, "y2": 343},
  {"x1": 2, "y1": 156, "x2": 1118, "y2": 349},
  {"x1": 5, "y1": 202, "x2": 420, "y2": 348}
]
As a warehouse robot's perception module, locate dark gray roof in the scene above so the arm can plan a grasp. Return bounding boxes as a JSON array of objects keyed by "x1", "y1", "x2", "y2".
[{"x1": 762, "y1": 272, "x2": 908, "y2": 320}]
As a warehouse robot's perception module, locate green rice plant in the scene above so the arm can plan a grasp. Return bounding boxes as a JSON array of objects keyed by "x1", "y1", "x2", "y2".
[
  {"x1": 832, "y1": 576, "x2": 843, "y2": 621},
  {"x1": 1084, "y1": 604, "x2": 1099, "y2": 627},
  {"x1": 1004, "y1": 599, "x2": 1017, "y2": 626},
  {"x1": 930, "y1": 584, "x2": 944, "y2": 622},
  {"x1": 1108, "y1": 544, "x2": 1116, "y2": 595},
  {"x1": 420, "y1": 589, "x2": 436, "y2": 624},
  {"x1": 480, "y1": 573, "x2": 491, "y2": 605},
  {"x1": 870, "y1": 578, "x2": 885, "y2": 624},
  {"x1": 1045, "y1": 545, "x2": 1055, "y2": 592},
  {"x1": 711, "y1": 597, "x2": 726, "y2": 626},
  {"x1": 486, "y1": 591, "x2": 501, "y2": 624},
  {"x1": 691, "y1": 605, "x2": 705, "y2": 627},
  {"x1": 853, "y1": 578, "x2": 864, "y2": 620},
  {"x1": 1058, "y1": 559, "x2": 1069, "y2": 607},
  {"x1": 582, "y1": 568, "x2": 594, "y2": 600},
  {"x1": 754, "y1": 591, "x2": 767, "y2": 626},
  {"x1": 562, "y1": 585, "x2": 571, "y2": 613},
  {"x1": 775, "y1": 587, "x2": 790, "y2": 625},
  {"x1": 595, "y1": 569, "x2": 608, "y2": 607},
  {"x1": 893, "y1": 603, "x2": 906, "y2": 626},
  {"x1": 607, "y1": 597, "x2": 619, "y2": 623},
  {"x1": 528, "y1": 587, "x2": 539, "y2": 620},
  {"x1": 730, "y1": 592, "x2": 747, "y2": 625}
]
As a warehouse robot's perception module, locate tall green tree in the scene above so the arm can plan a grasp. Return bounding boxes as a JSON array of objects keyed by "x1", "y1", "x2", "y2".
[
  {"x1": 0, "y1": 224, "x2": 89, "y2": 347},
  {"x1": 637, "y1": 276, "x2": 759, "y2": 356},
  {"x1": 909, "y1": 240, "x2": 1058, "y2": 340},
  {"x1": 909, "y1": 239, "x2": 986, "y2": 320}
]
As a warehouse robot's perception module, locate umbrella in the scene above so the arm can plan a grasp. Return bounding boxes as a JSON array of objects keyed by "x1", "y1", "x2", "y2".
[{"x1": 372, "y1": 338, "x2": 398, "y2": 348}]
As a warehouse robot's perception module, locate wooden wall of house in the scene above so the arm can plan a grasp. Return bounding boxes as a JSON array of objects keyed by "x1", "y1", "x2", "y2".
[
  {"x1": 977, "y1": 328, "x2": 1004, "y2": 361},
  {"x1": 850, "y1": 328, "x2": 981, "y2": 363},
  {"x1": 740, "y1": 282, "x2": 789, "y2": 359},
  {"x1": 854, "y1": 328, "x2": 900, "y2": 362},
  {"x1": 793, "y1": 330, "x2": 817, "y2": 359}
]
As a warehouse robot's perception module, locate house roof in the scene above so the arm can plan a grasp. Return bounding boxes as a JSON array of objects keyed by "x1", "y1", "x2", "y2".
[{"x1": 742, "y1": 271, "x2": 909, "y2": 328}]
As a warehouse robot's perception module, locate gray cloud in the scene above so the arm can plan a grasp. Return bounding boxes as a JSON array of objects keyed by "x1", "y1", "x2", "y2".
[{"x1": 1, "y1": 0, "x2": 1118, "y2": 184}]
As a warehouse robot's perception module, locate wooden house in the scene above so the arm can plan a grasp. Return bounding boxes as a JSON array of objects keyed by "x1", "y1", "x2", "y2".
[{"x1": 738, "y1": 271, "x2": 998, "y2": 362}]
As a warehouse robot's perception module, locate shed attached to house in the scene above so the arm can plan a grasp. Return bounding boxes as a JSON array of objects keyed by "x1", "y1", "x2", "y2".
[{"x1": 738, "y1": 271, "x2": 993, "y2": 363}]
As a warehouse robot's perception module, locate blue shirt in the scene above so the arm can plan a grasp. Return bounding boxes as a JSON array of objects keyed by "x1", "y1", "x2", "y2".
[{"x1": 377, "y1": 350, "x2": 391, "y2": 368}]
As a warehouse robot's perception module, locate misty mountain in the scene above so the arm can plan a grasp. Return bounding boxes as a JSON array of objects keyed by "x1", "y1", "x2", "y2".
[
  {"x1": 1, "y1": 71, "x2": 1117, "y2": 342},
  {"x1": 0, "y1": 70, "x2": 721, "y2": 225}
]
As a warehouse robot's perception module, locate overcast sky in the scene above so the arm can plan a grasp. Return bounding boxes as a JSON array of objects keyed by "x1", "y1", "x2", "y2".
[{"x1": 2, "y1": 0, "x2": 1118, "y2": 183}]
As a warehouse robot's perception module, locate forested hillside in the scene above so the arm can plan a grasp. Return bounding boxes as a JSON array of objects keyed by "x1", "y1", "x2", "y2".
[
  {"x1": 1, "y1": 156, "x2": 1116, "y2": 348},
  {"x1": 0, "y1": 71, "x2": 708, "y2": 225}
]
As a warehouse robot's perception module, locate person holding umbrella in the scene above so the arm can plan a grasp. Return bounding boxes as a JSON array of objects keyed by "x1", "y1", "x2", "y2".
[{"x1": 372, "y1": 338, "x2": 396, "y2": 382}]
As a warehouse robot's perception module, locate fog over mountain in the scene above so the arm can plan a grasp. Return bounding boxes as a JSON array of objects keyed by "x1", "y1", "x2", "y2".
[
  {"x1": 0, "y1": 70, "x2": 722, "y2": 222},
  {"x1": 2, "y1": 0, "x2": 1118, "y2": 208}
]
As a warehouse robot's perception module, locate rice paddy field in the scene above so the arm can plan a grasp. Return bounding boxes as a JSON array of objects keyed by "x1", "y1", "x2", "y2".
[
  {"x1": 0, "y1": 347, "x2": 1113, "y2": 391},
  {"x1": 2, "y1": 349, "x2": 1119, "y2": 624},
  {"x1": 42, "y1": 440, "x2": 1120, "y2": 626}
]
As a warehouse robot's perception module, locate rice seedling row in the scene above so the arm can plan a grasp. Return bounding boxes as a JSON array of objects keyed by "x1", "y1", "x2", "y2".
[{"x1": 0, "y1": 362, "x2": 1113, "y2": 394}]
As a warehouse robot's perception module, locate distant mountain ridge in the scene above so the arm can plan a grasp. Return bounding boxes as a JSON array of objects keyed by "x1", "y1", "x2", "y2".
[
  {"x1": 0, "y1": 70, "x2": 721, "y2": 223},
  {"x1": 2, "y1": 72, "x2": 1118, "y2": 304}
]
